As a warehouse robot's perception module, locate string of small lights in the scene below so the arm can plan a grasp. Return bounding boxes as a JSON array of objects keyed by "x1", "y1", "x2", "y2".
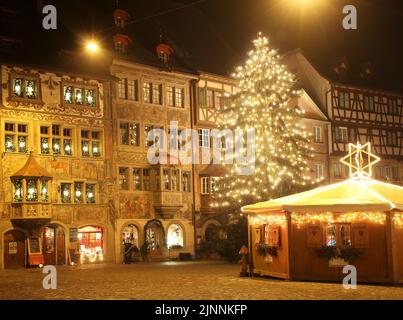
[{"x1": 213, "y1": 33, "x2": 320, "y2": 208}]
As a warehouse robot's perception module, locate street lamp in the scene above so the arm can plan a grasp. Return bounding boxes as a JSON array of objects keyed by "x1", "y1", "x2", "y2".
[{"x1": 85, "y1": 40, "x2": 99, "y2": 53}]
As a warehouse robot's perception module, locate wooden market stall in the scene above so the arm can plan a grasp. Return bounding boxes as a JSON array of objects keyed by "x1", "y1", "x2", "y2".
[{"x1": 242, "y1": 143, "x2": 403, "y2": 284}]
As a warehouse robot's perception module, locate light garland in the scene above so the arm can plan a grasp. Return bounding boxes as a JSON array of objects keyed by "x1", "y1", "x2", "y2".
[
  {"x1": 248, "y1": 214, "x2": 286, "y2": 227},
  {"x1": 214, "y1": 32, "x2": 316, "y2": 207},
  {"x1": 392, "y1": 213, "x2": 403, "y2": 229},
  {"x1": 292, "y1": 212, "x2": 386, "y2": 228},
  {"x1": 248, "y1": 211, "x2": 388, "y2": 229}
]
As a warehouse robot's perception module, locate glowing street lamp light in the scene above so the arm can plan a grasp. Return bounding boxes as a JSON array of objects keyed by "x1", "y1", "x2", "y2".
[{"x1": 86, "y1": 41, "x2": 99, "y2": 53}]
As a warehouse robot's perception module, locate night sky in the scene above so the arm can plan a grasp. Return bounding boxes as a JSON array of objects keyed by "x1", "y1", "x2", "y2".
[{"x1": 1, "y1": 0, "x2": 402, "y2": 88}]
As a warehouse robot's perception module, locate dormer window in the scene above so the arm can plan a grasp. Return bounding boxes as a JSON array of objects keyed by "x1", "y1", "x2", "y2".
[
  {"x1": 115, "y1": 41, "x2": 126, "y2": 54},
  {"x1": 113, "y1": 34, "x2": 130, "y2": 55},
  {"x1": 113, "y1": 9, "x2": 129, "y2": 29},
  {"x1": 115, "y1": 16, "x2": 125, "y2": 28},
  {"x1": 158, "y1": 52, "x2": 169, "y2": 64},
  {"x1": 156, "y1": 43, "x2": 173, "y2": 67}
]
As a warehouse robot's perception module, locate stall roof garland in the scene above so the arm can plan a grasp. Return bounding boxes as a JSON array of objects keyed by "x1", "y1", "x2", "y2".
[{"x1": 248, "y1": 212, "x2": 387, "y2": 227}]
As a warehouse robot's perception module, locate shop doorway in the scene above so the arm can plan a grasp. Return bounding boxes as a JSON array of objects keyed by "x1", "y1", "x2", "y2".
[
  {"x1": 145, "y1": 220, "x2": 164, "y2": 256},
  {"x1": 78, "y1": 226, "x2": 104, "y2": 264},
  {"x1": 122, "y1": 224, "x2": 140, "y2": 263},
  {"x1": 122, "y1": 224, "x2": 139, "y2": 248},
  {"x1": 42, "y1": 226, "x2": 66, "y2": 265},
  {"x1": 4, "y1": 230, "x2": 26, "y2": 269}
]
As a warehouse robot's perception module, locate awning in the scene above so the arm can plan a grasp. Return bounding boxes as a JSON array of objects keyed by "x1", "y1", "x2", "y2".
[{"x1": 241, "y1": 177, "x2": 403, "y2": 214}]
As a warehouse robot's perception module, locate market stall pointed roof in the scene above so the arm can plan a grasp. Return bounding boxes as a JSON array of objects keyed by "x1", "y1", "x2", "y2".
[
  {"x1": 11, "y1": 154, "x2": 52, "y2": 178},
  {"x1": 241, "y1": 177, "x2": 403, "y2": 214}
]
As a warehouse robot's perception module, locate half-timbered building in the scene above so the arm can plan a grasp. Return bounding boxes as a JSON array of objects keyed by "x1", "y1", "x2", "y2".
[{"x1": 283, "y1": 49, "x2": 403, "y2": 185}]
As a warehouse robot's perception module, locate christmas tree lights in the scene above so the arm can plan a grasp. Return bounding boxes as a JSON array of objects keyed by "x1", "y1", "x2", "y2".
[{"x1": 213, "y1": 32, "x2": 317, "y2": 208}]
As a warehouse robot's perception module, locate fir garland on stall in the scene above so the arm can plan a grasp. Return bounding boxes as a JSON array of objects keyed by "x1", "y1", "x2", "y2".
[
  {"x1": 256, "y1": 244, "x2": 278, "y2": 257},
  {"x1": 315, "y1": 246, "x2": 362, "y2": 260}
]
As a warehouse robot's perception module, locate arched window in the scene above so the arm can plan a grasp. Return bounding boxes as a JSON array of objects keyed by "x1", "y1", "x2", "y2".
[{"x1": 167, "y1": 224, "x2": 184, "y2": 249}]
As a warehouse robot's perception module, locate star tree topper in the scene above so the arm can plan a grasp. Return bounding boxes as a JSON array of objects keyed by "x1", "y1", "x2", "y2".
[{"x1": 340, "y1": 142, "x2": 380, "y2": 177}]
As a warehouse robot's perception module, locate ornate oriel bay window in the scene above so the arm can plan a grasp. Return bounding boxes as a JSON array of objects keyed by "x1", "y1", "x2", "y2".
[
  {"x1": 10, "y1": 154, "x2": 52, "y2": 219},
  {"x1": 63, "y1": 83, "x2": 97, "y2": 107}
]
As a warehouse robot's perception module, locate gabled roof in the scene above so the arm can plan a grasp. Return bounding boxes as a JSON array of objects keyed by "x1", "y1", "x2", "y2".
[
  {"x1": 12, "y1": 154, "x2": 52, "y2": 178},
  {"x1": 242, "y1": 177, "x2": 403, "y2": 214}
]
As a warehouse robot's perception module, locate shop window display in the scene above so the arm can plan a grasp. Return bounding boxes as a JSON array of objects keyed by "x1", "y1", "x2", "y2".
[{"x1": 78, "y1": 226, "x2": 104, "y2": 263}]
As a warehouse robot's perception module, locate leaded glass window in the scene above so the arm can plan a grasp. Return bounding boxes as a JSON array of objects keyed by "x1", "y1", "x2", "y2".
[
  {"x1": 127, "y1": 79, "x2": 138, "y2": 100},
  {"x1": 85, "y1": 89, "x2": 96, "y2": 106},
  {"x1": 5, "y1": 135, "x2": 15, "y2": 152},
  {"x1": 5, "y1": 122, "x2": 28, "y2": 153},
  {"x1": 81, "y1": 140, "x2": 90, "y2": 157},
  {"x1": 13, "y1": 78, "x2": 24, "y2": 97},
  {"x1": 182, "y1": 171, "x2": 190, "y2": 192},
  {"x1": 41, "y1": 137, "x2": 50, "y2": 154},
  {"x1": 152, "y1": 84, "x2": 162, "y2": 104},
  {"x1": 17, "y1": 136, "x2": 27, "y2": 153},
  {"x1": 86, "y1": 184, "x2": 95, "y2": 203},
  {"x1": 92, "y1": 141, "x2": 100, "y2": 157},
  {"x1": 133, "y1": 168, "x2": 142, "y2": 191},
  {"x1": 64, "y1": 139, "x2": 72, "y2": 155},
  {"x1": 163, "y1": 169, "x2": 170, "y2": 191},
  {"x1": 167, "y1": 86, "x2": 174, "y2": 106},
  {"x1": 63, "y1": 84, "x2": 96, "y2": 107},
  {"x1": 143, "y1": 169, "x2": 150, "y2": 191},
  {"x1": 144, "y1": 125, "x2": 164, "y2": 148},
  {"x1": 64, "y1": 86, "x2": 73, "y2": 104},
  {"x1": 11, "y1": 77, "x2": 39, "y2": 100},
  {"x1": 143, "y1": 82, "x2": 151, "y2": 103},
  {"x1": 41, "y1": 180, "x2": 49, "y2": 202},
  {"x1": 75, "y1": 88, "x2": 83, "y2": 105},
  {"x1": 25, "y1": 79, "x2": 36, "y2": 99},
  {"x1": 119, "y1": 167, "x2": 129, "y2": 190},
  {"x1": 26, "y1": 179, "x2": 38, "y2": 202},
  {"x1": 41, "y1": 125, "x2": 73, "y2": 156},
  {"x1": 81, "y1": 130, "x2": 101, "y2": 157},
  {"x1": 118, "y1": 78, "x2": 126, "y2": 99},
  {"x1": 120, "y1": 122, "x2": 139, "y2": 146},
  {"x1": 13, "y1": 179, "x2": 23, "y2": 202},
  {"x1": 171, "y1": 169, "x2": 179, "y2": 191},
  {"x1": 74, "y1": 182, "x2": 83, "y2": 204},
  {"x1": 61, "y1": 183, "x2": 71, "y2": 203},
  {"x1": 175, "y1": 88, "x2": 184, "y2": 107},
  {"x1": 52, "y1": 138, "x2": 61, "y2": 154}
]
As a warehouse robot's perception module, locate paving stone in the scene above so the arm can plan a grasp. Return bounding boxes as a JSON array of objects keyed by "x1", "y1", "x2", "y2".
[{"x1": 0, "y1": 261, "x2": 402, "y2": 300}]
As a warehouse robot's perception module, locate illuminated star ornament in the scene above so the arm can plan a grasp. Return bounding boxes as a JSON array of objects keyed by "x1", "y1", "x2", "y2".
[{"x1": 340, "y1": 142, "x2": 380, "y2": 177}]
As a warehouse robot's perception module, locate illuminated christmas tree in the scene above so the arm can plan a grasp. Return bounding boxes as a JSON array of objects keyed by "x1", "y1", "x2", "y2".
[{"x1": 214, "y1": 33, "x2": 317, "y2": 209}]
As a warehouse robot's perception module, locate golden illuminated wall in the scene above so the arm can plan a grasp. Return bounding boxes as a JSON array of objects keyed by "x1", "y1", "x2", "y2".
[{"x1": 0, "y1": 64, "x2": 115, "y2": 262}]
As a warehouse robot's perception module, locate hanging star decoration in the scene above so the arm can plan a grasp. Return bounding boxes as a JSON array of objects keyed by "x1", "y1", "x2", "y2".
[{"x1": 340, "y1": 142, "x2": 380, "y2": 177}]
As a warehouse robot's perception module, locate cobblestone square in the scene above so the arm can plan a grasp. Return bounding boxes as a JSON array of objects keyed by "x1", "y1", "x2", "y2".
[{"x1": 0, "y1": 261, "x2": 402, "y2": 300}]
